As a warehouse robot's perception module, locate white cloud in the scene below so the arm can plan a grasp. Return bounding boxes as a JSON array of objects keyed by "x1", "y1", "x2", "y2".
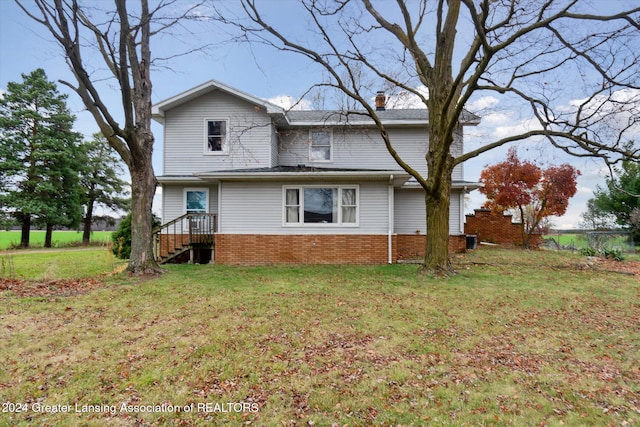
[
  {"x1": 564, "y1": 88, "x2": 640, "y2": 139},
  {"x1": 266, "y1": 95, "x2": 312, "y2": 110},
  {"x1": 577, "y1": 185, "x2": 594, "y2": 195},
  {"x1": 492, "y1": 117, "x2": 544, "y2": 139},
  {"x1": 482, "y1": 112, "x2": 511, "y2": 125},
  {"x1": 466, "y1": 95, "x2": 499, "y2": 112},
  {"x1": 384, "y1": 85, "x2": 429, "y2": 109}
]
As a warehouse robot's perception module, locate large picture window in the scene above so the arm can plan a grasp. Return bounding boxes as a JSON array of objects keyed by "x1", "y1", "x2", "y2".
[
  {"x1": 205, "y1": 119, "x2": 227, "y2": 153},
  {"x1": 309, "y1": 129, "x2": 332, "y2": 161},
  {"x1": 284, "y1": 186, "x2": 358, "y2": 226}
]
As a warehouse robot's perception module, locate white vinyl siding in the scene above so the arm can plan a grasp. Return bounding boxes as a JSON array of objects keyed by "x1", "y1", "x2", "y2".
[
  {"x1": 161, "y1": 184, "x2": 218, "y2": 224},
  {"x1": 219, "y1": 181, "x2": 388, "y2": 234},
  {"x1": 279, "y1": 126, "x2": 465, "y2": 180},
  {"x1": 451, "y1": 128, "x2": 464, "y2": 180},
  {"x1": 394, "y1": 188, "x2": 462, "y2": 235},
  {"x1": 450, "y1": 193, "x2": 463, "y2": 234},
  {"x1": 270, "y1": 126, "x2": 279, "y2": 167},
  {"x1": 279, "y1": 128, "x2": 427, "y2": 175},
  {"x1": 163, "y1": 90, "x2": 274, "y2": 174}
]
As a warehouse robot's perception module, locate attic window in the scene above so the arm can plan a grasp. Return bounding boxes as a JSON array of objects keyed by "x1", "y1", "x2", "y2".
[
  {"x1": 205, "y1": 119, "x2": 228, "y2": 154},
  {"x1": 309, "y1": 129, "x2": 332, "y2": 162}
]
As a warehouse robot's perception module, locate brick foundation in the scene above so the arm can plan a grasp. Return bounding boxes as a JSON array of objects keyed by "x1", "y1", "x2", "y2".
[
  {"x1": 215, "y1": 234, "x2": 391, "y2": 265},
  {"x1": 396, "y1": 234, "x2": 467, "y2": 260},
  {"x1": 214, "y1": 233, "x2": 467, "y2": 265}
]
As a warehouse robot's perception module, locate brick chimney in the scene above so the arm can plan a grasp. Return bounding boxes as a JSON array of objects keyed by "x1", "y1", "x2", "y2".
[{"x1": 375, "y1": 91, "x2": 386, "y2": 111}]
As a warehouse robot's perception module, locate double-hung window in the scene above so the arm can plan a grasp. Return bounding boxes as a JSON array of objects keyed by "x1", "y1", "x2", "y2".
[
  {"x1": 284, "y1": 186, "x2": 358, "y2": 226},
  {"x1": 284, "y1": 188, "x2": 300, "y2": 223},
  {"x1": 309, "y1": 129, "x2": 332, "y2": 161},
  {"x1": 205, "y1": 119, "x2": 228, "y2": 154}
]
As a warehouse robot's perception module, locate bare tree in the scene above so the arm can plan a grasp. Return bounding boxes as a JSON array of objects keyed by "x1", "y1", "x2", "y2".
[
  {"x1": 17, "y1": 0, "x2": 206, "y2": 274},
  {"x1": 227, "y1": 0, "x2": 640, "y2": 274}
]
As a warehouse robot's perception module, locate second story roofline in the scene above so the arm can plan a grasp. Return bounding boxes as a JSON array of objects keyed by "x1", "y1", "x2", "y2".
[
  {"x1": 152, "y1": 79, "x2": 481, "y2": 127},
  {"x1": 278, "y1": 109, "x2": 480, "y2": 128},
  {"x1": 152, "y1": 79, "x2": 285, "y2": 123}
]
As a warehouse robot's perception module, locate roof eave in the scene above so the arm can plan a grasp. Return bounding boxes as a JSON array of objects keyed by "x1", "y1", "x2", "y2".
[
  {"x1": 400, "y1": 180, "x2": 483, "y2": 192},
  {"x1": 152, "y1": 79, "x2": 284, "y2": 122},
  {"x1": 156, "y1": 175, "x2": 209, "y2": 184},
  {"x1": 194, "y1": 170, "x2": 411, "y2": 185}
]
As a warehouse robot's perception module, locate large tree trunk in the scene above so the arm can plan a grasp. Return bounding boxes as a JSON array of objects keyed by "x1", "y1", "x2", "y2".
[
  {"x1": 20, "y1": 214, "x2": 30, "y2": 248},
  {"x1": 423, "y1": 179, "x2": 453, "y2": 275},
  {"x1": 44, "y1": 223, "x2": 53, "y2": 248},
  {"x1": 423, "y1": 81, "x2": 457, "y2": 274},
  {"x1": 127, "y1": 155, "x2": 161, "y2": 275},
  {"x1": 82, "y1": 202, "x2": 94, "y2": 246},
  {"x1": 123, "y1": 0, "x2": 161, "y2": 276}
]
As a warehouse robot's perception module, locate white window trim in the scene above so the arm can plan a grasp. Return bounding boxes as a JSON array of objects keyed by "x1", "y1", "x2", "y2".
[
  {"x1": 184, "y1": 188, "x2": 210, "y2": 214},
  {"x1": 308, "y1": 129, "x2": 333, "y2": 163},
  {"x1": 282, "y1": 184, "x2": 359, "y2": 227},
  {"x1": 204, "y1": 118, "x2": 229, "y2": 155}
]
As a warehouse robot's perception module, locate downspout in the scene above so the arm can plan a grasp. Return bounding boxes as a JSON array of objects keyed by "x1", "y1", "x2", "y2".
[
  {"x1": 388, "y1": 175, "x2": 394, "y2": 264},
  {"x1": 217, "y1": 181, "x2": 222, "y2": 232},
  {"x1": 214, "y1": 180, "x2": 222, "y2": 264},
  {"x1": 460, "y1": 186, "x2": 467, "y2": 234}
]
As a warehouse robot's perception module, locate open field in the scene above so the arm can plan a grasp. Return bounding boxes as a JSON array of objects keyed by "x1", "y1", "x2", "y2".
[
  {"x1": 0, "y1": 248, "x2": 638, "y2": 426},
  {"x1": 544, "y1": 232, "x2": 636, "y2": 253},
  {"x1": 0, "y1": 247, "x2": 125, "y2": 281},
  {"x1": 0, "y1": 230, "x2": 112, "y2": 250}
]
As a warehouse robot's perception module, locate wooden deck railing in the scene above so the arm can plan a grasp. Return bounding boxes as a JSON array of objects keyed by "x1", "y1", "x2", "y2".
[{"x1": 152, "y1": 213, "x2": 217, "y2": 263}]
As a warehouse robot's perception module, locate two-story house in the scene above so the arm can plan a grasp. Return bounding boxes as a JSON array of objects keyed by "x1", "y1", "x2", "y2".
[{"x1": 151, "y1": 80, "x2": 480, "y2": 264}]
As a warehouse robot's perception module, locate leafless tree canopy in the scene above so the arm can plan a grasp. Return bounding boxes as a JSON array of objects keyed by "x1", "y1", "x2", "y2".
[
  {"x1": 229, "y1": 0, "x2": 639, "y2": 166},
  {"x1": 223, "y1": 0, "x2": 639, "y2": 272},
  {"x1": 17, "y1": 0, "x2": 209, "y2": 274}
]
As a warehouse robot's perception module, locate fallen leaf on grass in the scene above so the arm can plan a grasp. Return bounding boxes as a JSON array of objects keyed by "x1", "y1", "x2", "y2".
[{"x1": 0, "y1": 277, "x2": 104, "y2": 297}]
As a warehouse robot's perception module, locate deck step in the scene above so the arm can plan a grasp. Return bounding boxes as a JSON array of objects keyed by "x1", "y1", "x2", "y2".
[
  {"x1": 152, "y1": 213, "x2": 217, "y2": 264},
  {"x1": 159, "y1": 245, "x2": 191, "y2": 264}
]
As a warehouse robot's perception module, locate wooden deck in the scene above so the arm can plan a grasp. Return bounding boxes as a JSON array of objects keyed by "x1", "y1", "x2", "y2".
[{"x1": 152, "y1": 213, "x2": 217, "y2": 264}]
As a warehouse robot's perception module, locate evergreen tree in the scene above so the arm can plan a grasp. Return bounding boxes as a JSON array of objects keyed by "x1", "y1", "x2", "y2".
[
  {"x1": 78, "y1": 133, "x2": 130, "y2": 245},
  {"x1": 591, "y1": 160, "x2": 640, "y2": 240},
  {"x1": 0, "y1": 68, "x2": 83, "y2": 247}
]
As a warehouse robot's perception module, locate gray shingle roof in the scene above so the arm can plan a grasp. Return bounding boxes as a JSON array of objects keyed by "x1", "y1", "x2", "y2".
[
  {"x1": 282, "y1": 108, "x2": 479, "y2": 125},
  {"x1": 199, "y1": 165, "x2": 404, "y2": 174}
]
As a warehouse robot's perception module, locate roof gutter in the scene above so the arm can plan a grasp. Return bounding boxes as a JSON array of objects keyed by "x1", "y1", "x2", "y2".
[{"x1": 194, "y1": 170, "x2": 412, "y2": 184}]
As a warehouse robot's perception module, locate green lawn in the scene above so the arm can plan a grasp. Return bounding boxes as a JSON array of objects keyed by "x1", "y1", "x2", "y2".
[
  {"x1": 0, "y1": 230, "x2": 112, "y2": 250},
  {"x1": 0, "y1": 248, "x2": 638, "y2": 426},
  {"x1": 544, "y1": 232, "x2": 589, "y2": 249},
  {"x1": 0, "y1": 247, "x2": 125, "y2": 280}
]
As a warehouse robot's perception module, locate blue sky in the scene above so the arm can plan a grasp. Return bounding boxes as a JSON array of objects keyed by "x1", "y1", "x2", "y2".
[{"x1": 1, "y1": 1, "x2": 634, "y2": 228}]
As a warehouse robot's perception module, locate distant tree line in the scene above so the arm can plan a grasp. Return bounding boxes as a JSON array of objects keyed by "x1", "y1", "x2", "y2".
[{"x1": 0, "y1": 69, "x2": 129, "y2": 248}]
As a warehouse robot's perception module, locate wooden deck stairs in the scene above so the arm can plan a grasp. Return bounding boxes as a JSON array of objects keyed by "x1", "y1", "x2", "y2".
[{"x1": 152, "y1": 213, "x2": 217, "y2": 264}]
